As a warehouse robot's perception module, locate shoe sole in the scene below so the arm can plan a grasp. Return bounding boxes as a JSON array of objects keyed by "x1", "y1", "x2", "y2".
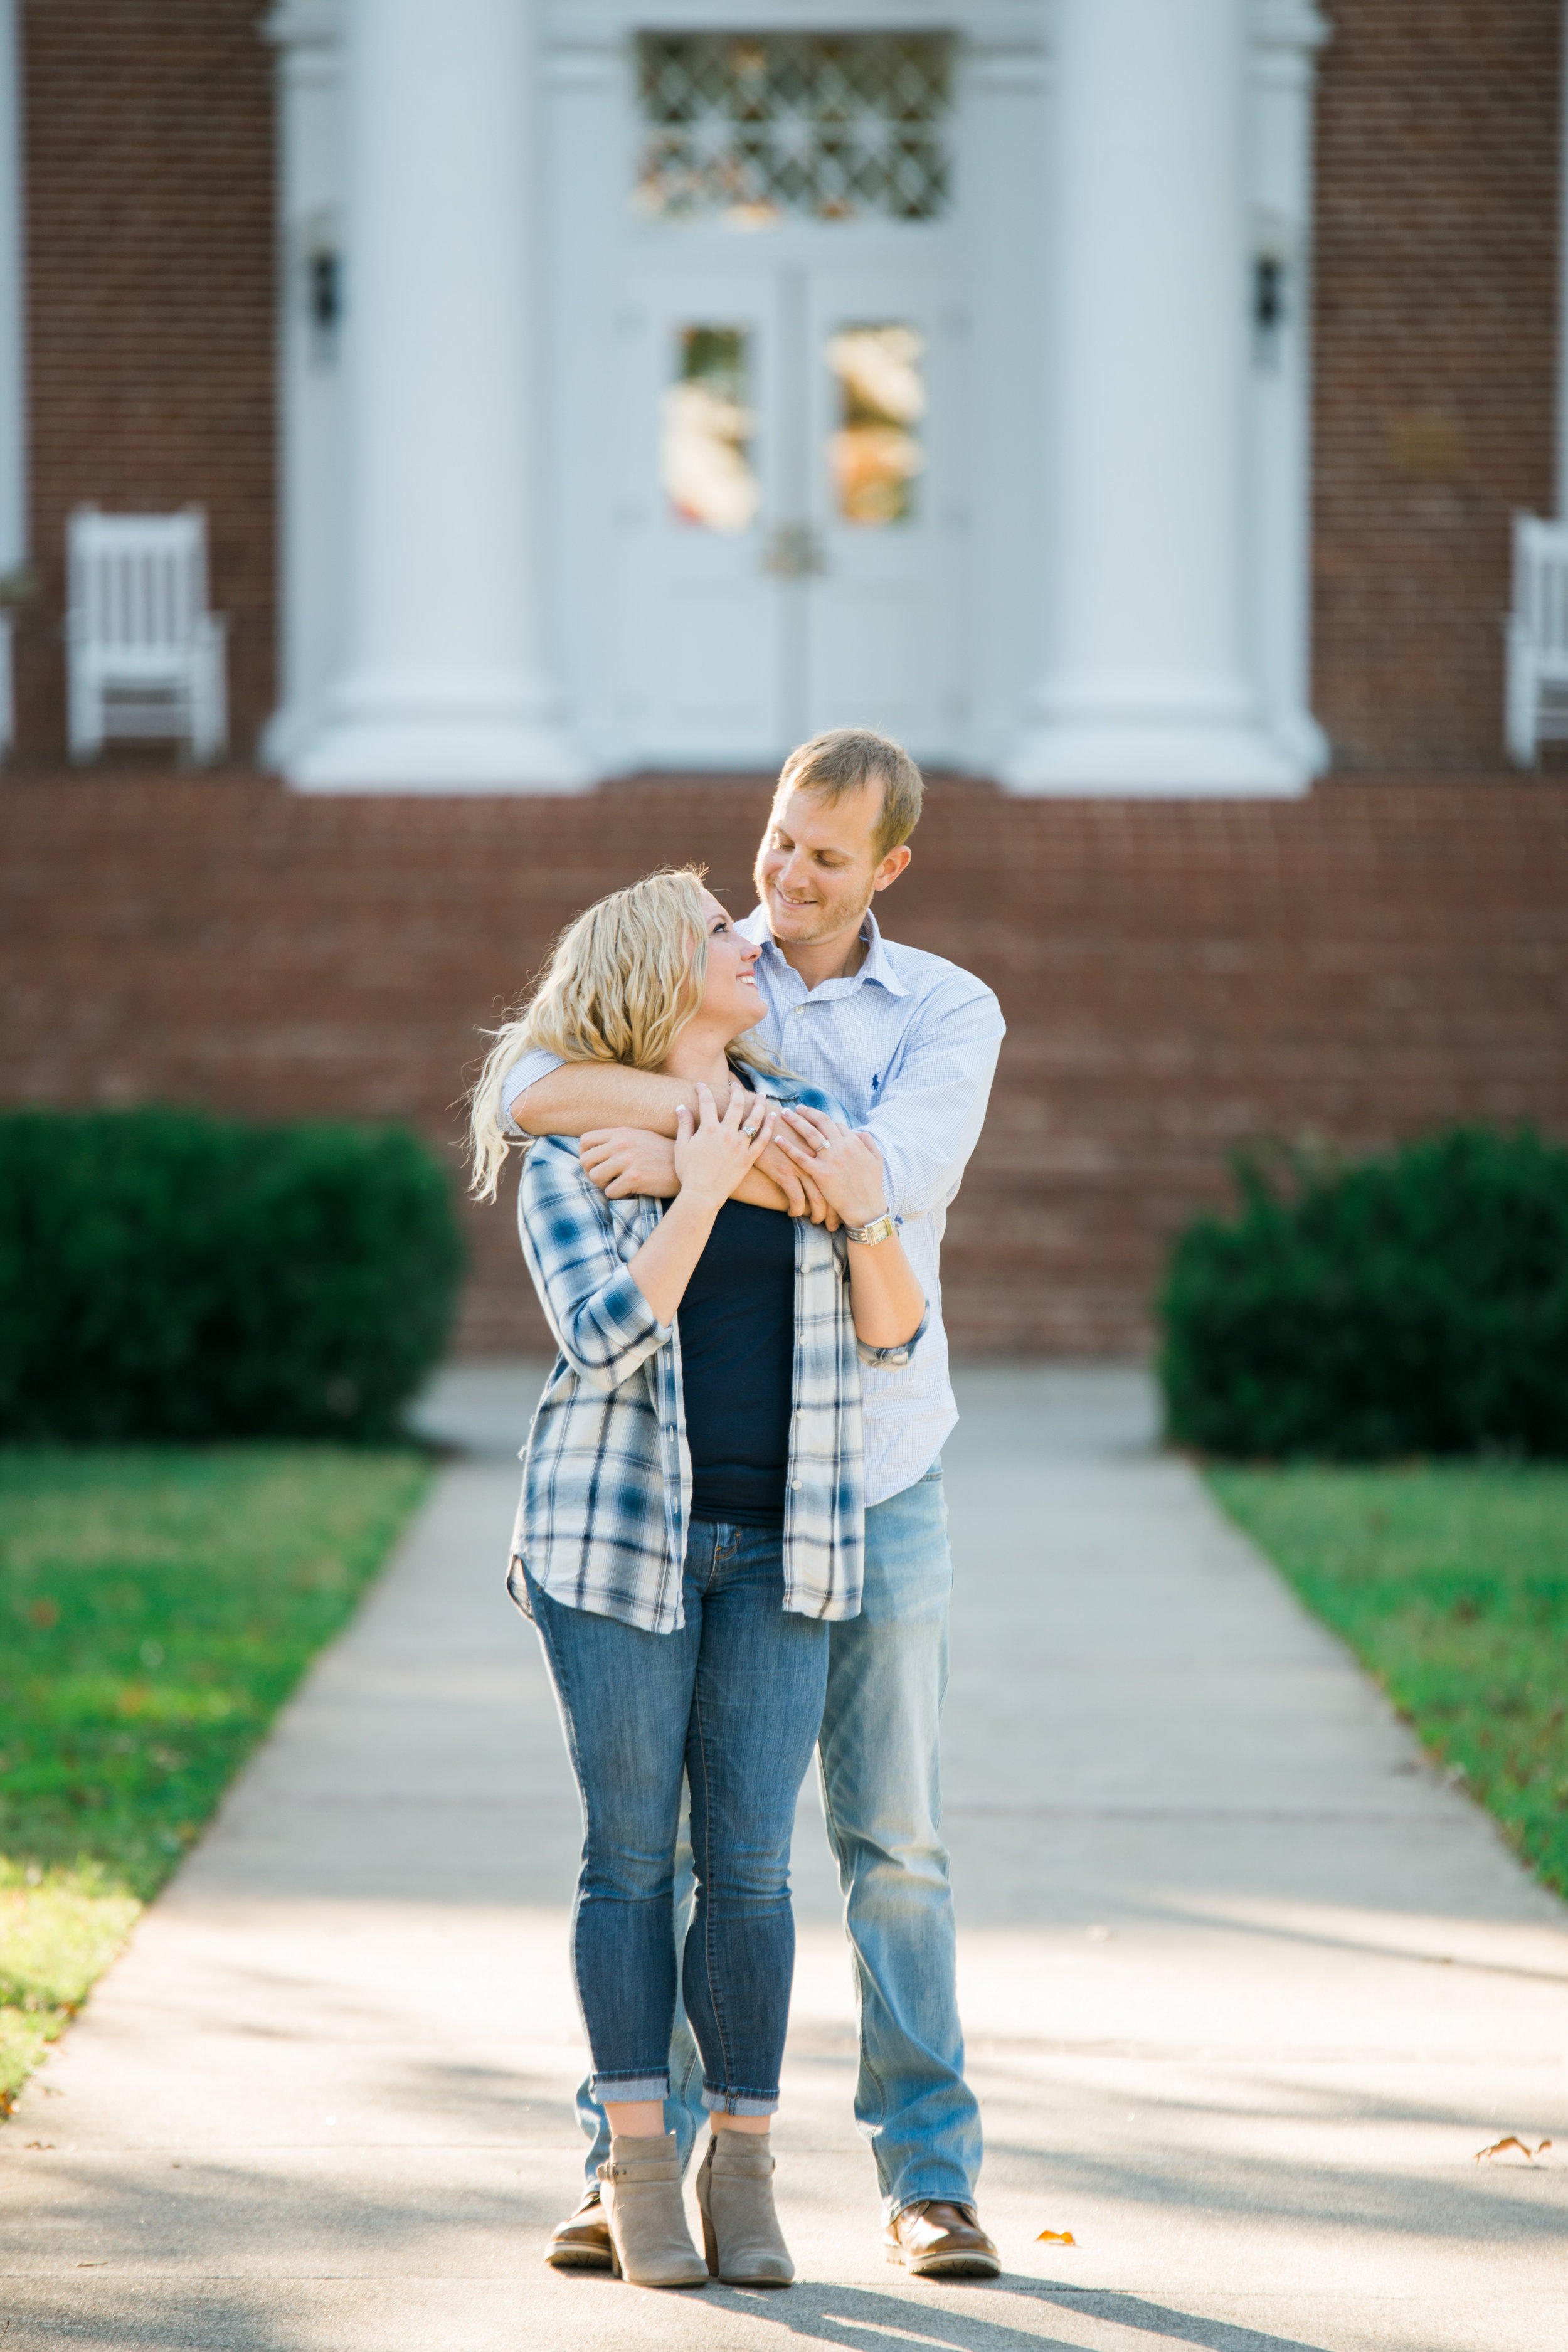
[
  {"x1": 544, "y1": 2243, "x2": 615, "y2": 2271},
  {"x1": 886, "y1": 2247, "x2": 1002, "y2": 2280}
]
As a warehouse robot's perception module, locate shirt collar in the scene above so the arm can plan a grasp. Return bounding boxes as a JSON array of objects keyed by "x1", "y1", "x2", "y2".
[{"x1": 739, "y1": 904, "x2": 909, "y2": 998}]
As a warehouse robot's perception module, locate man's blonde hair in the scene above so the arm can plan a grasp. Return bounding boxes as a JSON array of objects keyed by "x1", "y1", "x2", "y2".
[
  {"x1": 775, "y1": 727, "x2": 924, "y2": 860},
  {"x1": 467, "y1": 866, "x2": 781, "y2": 1202}
]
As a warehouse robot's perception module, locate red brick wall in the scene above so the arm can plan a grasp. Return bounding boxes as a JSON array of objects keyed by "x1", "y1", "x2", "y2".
[
  {"x1": 11, "y1": 0, "x2": 275, "y2": 765},
  {"x1": 1311, "y1": 0, "x2": 1562, "y2": 771},
  {"x1": 3, "y1": 776, "x2": 1564, "y2": 1357}
]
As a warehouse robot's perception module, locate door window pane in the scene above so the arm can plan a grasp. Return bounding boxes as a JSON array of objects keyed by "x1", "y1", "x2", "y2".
[
  {"x1": 636, "y1": 34, "x2": 952, "y2": 227},
  {"x1": 662, "y1": 326, "x2": 759, "y2": 532},
  {"x1": 827, "y1": 324, "x2": 925, "y2": 527}
]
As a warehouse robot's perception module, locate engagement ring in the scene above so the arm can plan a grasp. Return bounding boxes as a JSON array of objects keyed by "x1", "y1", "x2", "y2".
[{"x1": 741, "y1": 1123, "x2": 760, "y2": 1140}]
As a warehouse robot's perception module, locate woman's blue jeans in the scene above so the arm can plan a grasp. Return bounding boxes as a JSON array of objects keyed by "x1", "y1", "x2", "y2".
[
  {"x1": 526, "y1": 1520, "x2": 829, "y2": 2116},
  {"x1": 570, "y1": 1460, "x2": 985, "y2": 2219}
]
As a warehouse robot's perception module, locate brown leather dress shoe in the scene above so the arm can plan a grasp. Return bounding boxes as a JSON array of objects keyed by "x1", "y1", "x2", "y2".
[
  {"x1": 544, "y1": 2183, "x2": 614, "y2": 2270},
  {"x1": 884, "y1": 2200, "x2": 1000, "y2": 2279}
]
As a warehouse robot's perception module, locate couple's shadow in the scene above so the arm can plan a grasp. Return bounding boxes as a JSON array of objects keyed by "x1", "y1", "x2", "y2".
[{"x1": 560, "y1": 2267, "x2": 1328, "y2": 2352}]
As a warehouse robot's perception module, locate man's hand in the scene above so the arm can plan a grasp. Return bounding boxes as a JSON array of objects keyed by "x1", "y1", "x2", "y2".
[
  {"x1": 755, "y1": 1136, "x2": 839, "y2": 1228},
  {"x1": 580, "y1": 1126, "x2": 679, "y2": 1199},
  {"x1": 673, "y1": 1083, "x2": 774, "y2": 1211},
  {"x1": 582, "y1": 1110, "x2": 840, "y2": 1226},
  {"x1": 778, "y1": 1106, "x2": 887, "y2": 1229}
]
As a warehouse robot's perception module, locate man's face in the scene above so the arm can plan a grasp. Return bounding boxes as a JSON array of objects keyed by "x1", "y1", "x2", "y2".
[{"x1": 753, "y1": 781, "x2": 910, "y2": 948}]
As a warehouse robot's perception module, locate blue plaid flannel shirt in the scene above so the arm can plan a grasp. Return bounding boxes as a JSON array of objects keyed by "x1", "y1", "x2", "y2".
[{"x1": 507, "y1": 1080, "x2": 926, "y2": 1635}]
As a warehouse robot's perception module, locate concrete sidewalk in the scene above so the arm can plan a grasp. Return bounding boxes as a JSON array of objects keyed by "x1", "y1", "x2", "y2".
[{"x1": 3, "y1": 1364, "x2": 1565, "y2": 2351}]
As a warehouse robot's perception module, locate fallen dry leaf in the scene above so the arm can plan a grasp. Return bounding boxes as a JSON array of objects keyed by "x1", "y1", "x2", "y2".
[
  {"x1": 1474, "y1": 2136, "x2": 1552, "y2": 2163},
  {"x1": 1036, "y1": 2228, "x2": 1077, "y2": 2246}
]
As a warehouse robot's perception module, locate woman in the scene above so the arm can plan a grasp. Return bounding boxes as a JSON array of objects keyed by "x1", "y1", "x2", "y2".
[{"x1": 469, "y1": 868, "x2": 925, "y2": 2291}]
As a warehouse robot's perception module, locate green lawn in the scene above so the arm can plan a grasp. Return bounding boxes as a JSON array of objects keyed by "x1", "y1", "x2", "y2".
[
  {"x1": 1207, "y1": 1464, "x2": 1568, "y2": 1899},
  {"x1": 0, "y1": 1446, "x2": 431, "y2": 2107}
]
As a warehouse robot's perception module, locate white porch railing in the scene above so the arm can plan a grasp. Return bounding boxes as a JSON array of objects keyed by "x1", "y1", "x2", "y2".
[
  {"x1": 1505, "y1": 512, "x2": 1568, "y2": 766},
  {"x1": 66, "y1": 506, "x2": 227, "y2": 764}
]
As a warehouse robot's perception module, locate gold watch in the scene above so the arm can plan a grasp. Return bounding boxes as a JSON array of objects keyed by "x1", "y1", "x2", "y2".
[{"x1": 844, "y1": 1211, "x2": 897, "y2": 1246}]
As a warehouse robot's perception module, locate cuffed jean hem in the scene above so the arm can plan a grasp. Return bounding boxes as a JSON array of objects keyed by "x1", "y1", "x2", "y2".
[
  {"x1": 885, "y1": 2176, "x2": 982, "y2": 2224},
  {"x1": 591, "y1": 2072, "x2": 670, "y2": 2105},
  {"x1": 700, "y1": 2084, "x2": 780, "y2": 2117}
]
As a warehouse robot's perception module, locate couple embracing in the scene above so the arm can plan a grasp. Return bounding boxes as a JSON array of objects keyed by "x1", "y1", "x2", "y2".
[{"x1": 469, "y1": 729, "x2": 1005, "y2": 2290}]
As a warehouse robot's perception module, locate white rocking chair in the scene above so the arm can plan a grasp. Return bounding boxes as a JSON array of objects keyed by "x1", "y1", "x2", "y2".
[
  {"x1": 1505, "y1": 512, "x2": 1568, "y2": 766},
  {"x1": 66, "y1": 506, "x2": 227, "y2": 763}
]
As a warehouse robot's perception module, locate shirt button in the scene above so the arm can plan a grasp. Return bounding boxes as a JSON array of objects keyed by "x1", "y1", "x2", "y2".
[{"x1": 790, "y1": 1480, "x2": 803, "y2": 1491}]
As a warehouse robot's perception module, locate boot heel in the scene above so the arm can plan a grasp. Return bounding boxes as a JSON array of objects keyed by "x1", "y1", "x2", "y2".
[
  {"x1": 598, "y1": 2134, "x2": 706, "y2": 2289},
  {"x1": 696, "y1": 2127, "x2": 794, "y2": 2287}
]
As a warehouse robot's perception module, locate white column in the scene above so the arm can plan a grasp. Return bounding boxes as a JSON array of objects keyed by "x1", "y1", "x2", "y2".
[
  {"x1": 0, "y1": 0, "x2": 26, "y2": 753},
  {"x1": 291, "y1": 0, "x2": 589, "y2": 793},
  {"x1": 1004, "y1": 0, "x2": 1303, "y2": 796}
]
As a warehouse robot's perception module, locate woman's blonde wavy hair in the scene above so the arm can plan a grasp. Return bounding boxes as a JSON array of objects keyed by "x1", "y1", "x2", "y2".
[{"x1": 467, "y1": 866, "x2": 783, "y2": 1202}]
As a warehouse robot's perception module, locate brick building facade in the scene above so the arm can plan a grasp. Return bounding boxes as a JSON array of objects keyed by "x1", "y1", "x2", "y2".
[
  {"x1": 2, "y1": 1, "x2": 1566, "y2": 1357},
  {"x1": 7, "y1": 0, "x2": 1562, "y2": 775}
]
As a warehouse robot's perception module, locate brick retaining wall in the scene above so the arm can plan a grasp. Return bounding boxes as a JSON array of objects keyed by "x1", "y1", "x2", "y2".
[{"x1": 3, "y1": 775, "x2": 1564, "y2": 1357}]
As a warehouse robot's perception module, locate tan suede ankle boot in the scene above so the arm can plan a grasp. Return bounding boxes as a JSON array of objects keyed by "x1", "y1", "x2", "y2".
[
  {"x1": 694, "y1": 2126, "x2": 794, "y2": 2286},
  {"x1": 596, "y1": 2131, "x2": 707, "y2": 2288}
]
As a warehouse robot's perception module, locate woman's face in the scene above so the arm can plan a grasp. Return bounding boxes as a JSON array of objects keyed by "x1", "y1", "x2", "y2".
[{"x1": 696, "y1": 891, "x2": 766, "y2": 1039}]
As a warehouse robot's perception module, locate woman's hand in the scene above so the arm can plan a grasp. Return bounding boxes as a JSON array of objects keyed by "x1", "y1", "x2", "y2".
[
  {"x1": 777, "y1": 1106, "x2": 889, "y2": 1231},
  {"x1": 673, "y1": 1083, "x2": 775, "y2": 1213}
]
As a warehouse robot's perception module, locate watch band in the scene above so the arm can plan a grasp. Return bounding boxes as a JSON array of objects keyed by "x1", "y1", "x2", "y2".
[{"x1": 844, "y1": 1211, "x2": 897, "y2": 1247}]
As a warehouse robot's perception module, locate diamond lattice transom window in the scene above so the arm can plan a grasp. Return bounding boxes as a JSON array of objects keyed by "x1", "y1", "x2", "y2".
[{"x1": 635, "y1": 33, "x2": 953, "y2": 226}]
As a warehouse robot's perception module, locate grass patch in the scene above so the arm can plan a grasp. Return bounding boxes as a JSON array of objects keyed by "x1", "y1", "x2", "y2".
[
  {"x1": 0, "y1": 1446, "x2": 431, "y2": 2107},
  {"x1": 1207, "y1": 1463, "x2": 1568, "y2": 1899}
]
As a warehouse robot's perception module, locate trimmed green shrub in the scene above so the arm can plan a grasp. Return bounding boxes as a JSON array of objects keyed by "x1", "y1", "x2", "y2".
[
  {"x1": 1158, "y1": 1126, "x2": 1568, "y2": 1460},
  {"x1": 0, "y1": 1109, "x2": 465, "y2": 1442}
]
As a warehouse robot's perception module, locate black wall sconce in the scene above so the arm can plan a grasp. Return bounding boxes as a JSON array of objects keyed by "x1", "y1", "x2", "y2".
[
  {"x1": 309, "y1": 249, "x2": 341, "y2": 336},
  {"x1": 1252, "y1": 251, "x2": 1286, "y2": 367}
]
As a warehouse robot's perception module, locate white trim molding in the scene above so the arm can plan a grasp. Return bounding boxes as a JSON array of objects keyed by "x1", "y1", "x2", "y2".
[
  {"x1": 261, "y1": 0, "x2": 346, "y2": 771},
  {"x1": 1247, "y1": 0, "x2": 1331, "y2": 778}
]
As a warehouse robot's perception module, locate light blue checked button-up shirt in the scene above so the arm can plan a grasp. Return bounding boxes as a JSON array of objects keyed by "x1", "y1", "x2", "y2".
[{"x1": 504, "y1": 908, "x2": 1005, "y2": 1509}]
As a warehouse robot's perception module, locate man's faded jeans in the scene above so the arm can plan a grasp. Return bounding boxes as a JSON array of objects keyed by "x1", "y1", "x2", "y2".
[{"x1": 573, "y1": 1461, "x2": 983, "y2": 2220}]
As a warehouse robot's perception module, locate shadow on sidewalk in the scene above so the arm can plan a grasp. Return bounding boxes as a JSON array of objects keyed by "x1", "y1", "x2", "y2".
[{"x1": 635, "y1": 2273, "x2": 1331, "y2": 2351}]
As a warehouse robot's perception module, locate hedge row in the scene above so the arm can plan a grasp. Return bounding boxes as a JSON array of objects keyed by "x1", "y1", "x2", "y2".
[
  {"x1": 0, "y1": 1109, "x2": 465, "y2": 1442},
  {"x1": 1158, "y1": 1126, "x2": 1568, "y2": 1459}
]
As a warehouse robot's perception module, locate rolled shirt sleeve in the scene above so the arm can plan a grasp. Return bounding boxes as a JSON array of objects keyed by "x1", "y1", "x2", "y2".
[
  {"x1": 856, "y1": 1299, "x2": 930, "y2": 1372},
  {"x1": 501, "y1": 1047, "x2": 566, "y2": 1137}
]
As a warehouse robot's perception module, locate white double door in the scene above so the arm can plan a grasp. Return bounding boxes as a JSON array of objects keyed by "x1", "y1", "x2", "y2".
[{"x1": 613, "y1": 249, "x2": 967, "y2": 768}]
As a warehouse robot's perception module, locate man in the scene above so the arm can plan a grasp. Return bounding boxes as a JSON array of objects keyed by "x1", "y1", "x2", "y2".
[{"x1": 501, "y1": 728, "x2": 1006, "y2": 2279}]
